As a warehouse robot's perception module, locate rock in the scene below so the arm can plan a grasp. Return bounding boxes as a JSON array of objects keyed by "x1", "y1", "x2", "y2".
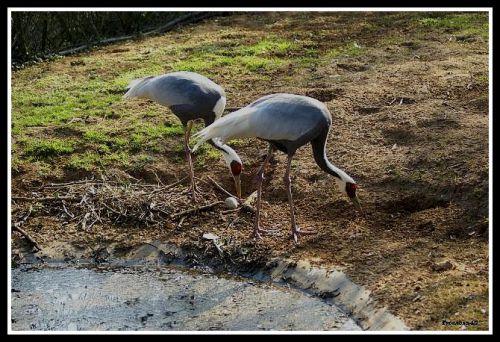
[
  {"x1": 224, "y1": 197, "x2": 239, "y2": 209},
  {"x1": 431, "y1": 260, "x2": 454, "y2": 272},
  {"x1": 202, "y1": 233, "x2": 219, "y2": 241}
]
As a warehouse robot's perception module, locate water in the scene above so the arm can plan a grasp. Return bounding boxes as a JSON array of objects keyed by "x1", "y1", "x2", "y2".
[{"x1": 11, "y1": 264, "x2": 361, "y2": 331}]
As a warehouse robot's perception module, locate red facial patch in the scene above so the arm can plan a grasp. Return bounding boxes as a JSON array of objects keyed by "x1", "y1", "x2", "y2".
[
  {"x1": 345, "y1": 182, "x2": 357, "y2": 198},
  {"x1": 230, "y1": 161, "x2": 242, "y2": 175}
]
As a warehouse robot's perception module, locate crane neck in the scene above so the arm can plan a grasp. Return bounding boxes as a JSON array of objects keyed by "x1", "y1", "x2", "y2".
[
  {"x1": 312, "y1": 135, "x2": 355, "y2": 184},
  {"x1": 208, "y1": 138, "x2": 241, "y2": 165}
]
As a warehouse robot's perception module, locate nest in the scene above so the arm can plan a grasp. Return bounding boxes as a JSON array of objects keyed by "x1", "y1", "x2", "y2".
[{"x1": 13, "y1": 174, "x2": 256, "y2": 230}]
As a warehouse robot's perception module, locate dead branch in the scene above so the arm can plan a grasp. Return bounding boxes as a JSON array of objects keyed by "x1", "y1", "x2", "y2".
[
  {"x1": 12, "y1": 226, "x2": 42, "y2": 251},
  {"x1": 207, "y1": 176, "x2": 238, "y2": 199},
  {"x1": 45, "y1": 179, "x2": 95, "y2": 187},
  {"x1": 171, "y1": 201, "x2": 223, "y2": 219},
  {"x1": 149, "y1": 168, "x2": 165, "y2": 186},
  {"x1": 12, "y1": 196, "x2": 80, "y2": 202},
  {"x1": 148, "y1": 176, "x2": 188, "y2": 197},
  {"x1": 12, "y1": 206, "x2": 42, "y2": 251},
  {"x1": 61, "y1": 200, "x2": 75, "y2": 218}
]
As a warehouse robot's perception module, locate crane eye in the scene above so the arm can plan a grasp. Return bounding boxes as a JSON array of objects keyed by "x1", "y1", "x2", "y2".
[
  {"x1": 345, "y1": 182, "x2": 357, "y2": 198},
  {"x1": 230, "y1": 161, "x2": 242, "y2": 175}
]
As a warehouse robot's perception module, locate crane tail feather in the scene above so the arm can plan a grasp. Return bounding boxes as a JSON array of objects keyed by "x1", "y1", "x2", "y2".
[
  {"x1": 123, "y1": 76, "x2": 155, "y2": 99},
  {"x1": 192, "y1": 107, "x2": 252, "y2": 152}
]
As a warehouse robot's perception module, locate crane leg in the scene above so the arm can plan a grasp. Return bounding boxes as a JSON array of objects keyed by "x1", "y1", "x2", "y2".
[
  {"x1": 183, "y1": 121, "x2": 199, "y2": 202},
  {"x1": 253, "y1": 145, "x2": 279, "y2": 239},
  {"x1": 284, "y1": 154, "x2": 317, "y2": 243}
]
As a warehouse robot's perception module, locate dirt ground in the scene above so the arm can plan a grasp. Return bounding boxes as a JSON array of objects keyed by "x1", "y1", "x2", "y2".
[{"x1": 11, "y1": 12, "x2": 489, "y2": 331}]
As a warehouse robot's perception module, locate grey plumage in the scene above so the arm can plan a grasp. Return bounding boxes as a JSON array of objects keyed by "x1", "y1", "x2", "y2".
[
  {"x1": 124, "y1": 71, "x2": 226, "y2": 126},
  {"x1": 193, "y1": 93, "x2": 361, "y2": 242},
  {"x1": 123, "y1": 71, "x2": 242, "y2": 201}
]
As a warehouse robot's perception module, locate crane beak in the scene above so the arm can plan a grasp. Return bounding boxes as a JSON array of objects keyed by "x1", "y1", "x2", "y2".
[
  {"x1": 233, "y1": 174, "x2": 242, "y2": 199},
  {"x1": 350, "y1": 196, "x2": 363, "y2": 213}
]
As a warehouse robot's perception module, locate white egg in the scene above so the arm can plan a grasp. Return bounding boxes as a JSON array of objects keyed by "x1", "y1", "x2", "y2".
[{"x1": 224, "y1": 197, "x2": 239, "y2": 209}]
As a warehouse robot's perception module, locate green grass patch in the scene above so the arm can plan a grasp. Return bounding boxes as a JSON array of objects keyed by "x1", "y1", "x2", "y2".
[
  {"x1": 83, "y1": 129, "x2": 110, "y2": 143},
  {"x1": 129, "y1": 122, "x2": 184, "y2": 152},
  {"x1": 418, "y1": 13, "x2": 489, "y2": 40},
  {"x1": 66, "y1": 150, "x2": 130, "y2": 171},
  {"x1": 236, "y1": 56, "x2": 288, "y2": 72},
  {"x1": 236, "y1": 39, "x2": 295, "y2": 56},
  {"x1": 112, "y1": 64, "x2": 165, "y2": 89},
  {"x1": 22, "y1": 138, "x2": 74, "y2": 159},
  {"x1": 326, "y1": 42, "x2": 364, "y2": 59}
]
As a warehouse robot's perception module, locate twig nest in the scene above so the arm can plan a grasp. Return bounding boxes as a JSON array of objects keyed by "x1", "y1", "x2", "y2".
[{"x1": 224, "y1": 197, "x2": 239, "y2": 209}]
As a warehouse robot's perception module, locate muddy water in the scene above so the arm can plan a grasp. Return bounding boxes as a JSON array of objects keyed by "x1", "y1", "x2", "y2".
[{"x1": 11, "y1": 264, "x2": 361, "y2": 331}]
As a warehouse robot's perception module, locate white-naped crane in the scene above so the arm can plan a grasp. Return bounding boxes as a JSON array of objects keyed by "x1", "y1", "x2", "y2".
[
  {"x1": 123, "y1": 71, "x2": 242, "y2": 202},
  {"x1": 193, "y1": 93, "x2": 362, "y2": 243}
]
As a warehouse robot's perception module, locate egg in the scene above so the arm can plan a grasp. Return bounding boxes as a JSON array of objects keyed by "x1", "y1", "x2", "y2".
[{"x1": 224, "y1": 197, "x2": 239, "y2": 209}]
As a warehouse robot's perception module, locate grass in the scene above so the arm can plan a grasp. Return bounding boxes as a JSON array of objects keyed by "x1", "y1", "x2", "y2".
[
  {"x1": 22, "y1": 138, "x2": 74, "y2": 159},
  {"x1": 10, "y1": 11, "x2": 489, "y2": 179},
  {"x1": 326, "y1": 41, "x2": 364, "y2": 59},
  {"x1": 236, "y1": 39, "x2": 295, "y2": 56},
  {"x1": 417, "y1": 13, "x2": 489, "y2": 40},
  {"x1": 66, "y1": 151, "x2": 130, "y2": 171}
]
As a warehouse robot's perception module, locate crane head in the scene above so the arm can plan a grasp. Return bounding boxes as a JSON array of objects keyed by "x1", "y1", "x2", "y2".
[
  {"x1": 220, "y1": 149, "x2": 242, "y2": 198},
  {"x1": 230, "y1": 160, "x2": 242, "y2": 198},
  {"x1": 335, "y1": 178, "x2": 362, "y2": 212},
  {"x1": 345, "y1": 182, "x2": 362, "y2": 213}
]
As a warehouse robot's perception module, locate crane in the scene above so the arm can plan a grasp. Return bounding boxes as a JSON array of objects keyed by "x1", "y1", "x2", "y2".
[
  {"x1": 193, "y1": 93, "x2": 362, "y2": 243},
  {"x1": 123, "y1": 71, "x2": 242, "y2": 202}
]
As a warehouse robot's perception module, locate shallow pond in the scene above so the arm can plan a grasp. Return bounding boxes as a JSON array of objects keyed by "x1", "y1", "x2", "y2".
[{"x1": 11, "y1": 264, "x2": 361, "y2": 331}]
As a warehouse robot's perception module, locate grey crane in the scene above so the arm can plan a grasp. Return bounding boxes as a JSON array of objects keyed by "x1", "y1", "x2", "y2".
[
  {"x1": 193, "y1": 93, "x2": 362, "y2": 243},
  {"x1": 123, "y1": 71, "x2": 242, "y2": 202}
]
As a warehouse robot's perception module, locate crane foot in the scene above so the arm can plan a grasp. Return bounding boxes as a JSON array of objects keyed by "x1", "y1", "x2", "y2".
[
  {"x1": 253, "y1": 226, "x2": 279, "y2": 239},
  {"x1": 292, "y1": 227, "x2": 318, "y2": 244}
]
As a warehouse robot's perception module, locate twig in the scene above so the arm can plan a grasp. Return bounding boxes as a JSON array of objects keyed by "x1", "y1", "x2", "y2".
[
  {"x1": 227, "y1": 216, "x2": 241, "y2": 229},
  {"x1": 86, "y1": 218, "x2": 99, "y2": 231},
  {"x1": 12, "y1": 206, "x2": 42, "y2": 251},
  {"x1": 12, "y1": 226, "x2": 42, "y2": 251},
  {"x1": 101, "y1": 202, "x2": 124, "y2": 216},
  {"x1": 171, "y1": 201, "x2": 223, "y2": 219},
  {"x1": 148, "y1": 176, "x2": 188, "y2": 197},
  {"x1": 176, "y1": 216, "x2": 186, "y2": 229},
  {"x1": 207, "y1": 176, "x2": 238, "y2": 199},
  {"x1": 12, "y1": 196, "x2": 80, "y2": 202},
  {"x1": 45, "y1": 179, "x2": 95, "y2": 187},
  {"x1": 61, "y1": 200, "x2": 75, "y2": 218},
  {"x1": 149, "y1": 169, "x2": 165, "y2": 186},
  {"x1": 221, "y1": 208, "x2": 242, "y2": 215}
]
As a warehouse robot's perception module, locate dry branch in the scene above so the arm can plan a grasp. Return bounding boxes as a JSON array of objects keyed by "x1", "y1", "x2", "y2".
[
  {"x1": 12, "y1": 196, "x2": 80, "y2": 202},
  {"x1": 12, "y1": 206, "x2": 42, "y2": 251},
  {"x1": 171, "y1": 201, "x2": 223, "y2": 219}
]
